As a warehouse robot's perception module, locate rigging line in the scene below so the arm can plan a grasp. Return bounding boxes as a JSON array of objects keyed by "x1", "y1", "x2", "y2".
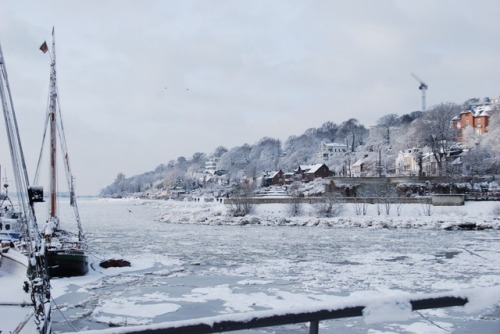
[
  {"x1": 54, "y1": 82, "x2": 85, "y2": 241},
  {"x1": 55, "y1": 92, "x2": 74, "y2": 184},
  {"x1": 460, "y1": 247, "x2": 489, "y2": 260},
  {"x1": 414, "y1": 310, "x2": 452, "y2": 332},
  {"x1": 33, "y1": 80, "x2": 53, "y2": 184},
  {"x1": 33, "y1": 109, "x2": 51, "y2": 186},
  {"x1": 52, "y1": 90, "x2": 73, "y2": 194},
  {"x1": 86, "y1": 249, "x2": 104, "y2": 261},
  {"x1": 55, "y1": 112, "x2": 73, "y2": 190},
  {"x1": 51, "y1": 296, "x2": 80, "y2": 332}
]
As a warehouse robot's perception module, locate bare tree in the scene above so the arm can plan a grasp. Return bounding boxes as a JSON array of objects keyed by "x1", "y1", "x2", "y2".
[
  {"x1": 287, "y1": 192, "x2": 304, "y2": 217},
  {"x1": 227, "y1": 183, "x2": 256, "y2": 217},
  {"x1": 376, "y1": 113, "x2": 401, "y2": 144},
  {"x1": 353, "y1": 198, "x2": 369, "y2": 216},
  {"x1": 413, "y1": 103, "x2": 461, "y2": 175},
  {"x1": 339, "y1": 118, "x2": 368, "y2": 152},
  {"x1": 419, "y1": 203, "x2": 434, "y2": 216},
  {"x1": 314, "y1": 193, "x2": 344, "y2": 217},
  {"x1": 396, "y1": 202, "x2": 403, "y2": 216}
]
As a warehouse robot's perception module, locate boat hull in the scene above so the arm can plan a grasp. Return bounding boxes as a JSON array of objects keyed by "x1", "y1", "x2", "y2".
[
  {"x1": 1, "y1": 247, "x2": 51, "y2": 334},
  {"x1": 46, "y1": 249, "x2": 88, "y2": 277},
  {"x1": 0, "y1": 231, "x2": 21, "y2": 241}
]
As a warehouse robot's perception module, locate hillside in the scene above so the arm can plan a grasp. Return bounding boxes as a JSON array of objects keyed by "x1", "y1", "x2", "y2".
[{"x1": 100, "y1": 100, "x2": 500, "y2": 199}]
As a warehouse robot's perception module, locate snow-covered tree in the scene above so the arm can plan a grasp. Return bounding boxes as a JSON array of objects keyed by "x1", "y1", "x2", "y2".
[
  {"x1": 461, "y1": 146, "x2": 492, "y2": 177},
  {"x1": 376, "y1": 113, "x2": 400, "y2": 144},
  {"x1": 213, "y1": 146, "x2": 228, "y2": 158},
  {"x1": 247, "y1": 137, "x2": 282, "y2": 173},
  {"x1": 281, "y1": 133, "x2": 322, "y2": 171},
  {"x1": 411, "y1": 102, "x2": 461, "y2": 175},
  {"x1": 339, "y1": 118, "x2": 368, "y2": 152},
  {"x1": 187, "y1": 152, "x2": 207, "y2": 174},
  {"x1": 479, "y1": 112, "x2": 500, "y2": 174},
  {"x1": 218, "y1": 144, "x2": 252, "y2": 182}
]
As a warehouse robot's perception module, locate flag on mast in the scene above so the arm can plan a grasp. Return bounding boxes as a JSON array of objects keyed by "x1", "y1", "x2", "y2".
[{"x1": 39, "y1": 41, "x2": 48, "y2": 53}]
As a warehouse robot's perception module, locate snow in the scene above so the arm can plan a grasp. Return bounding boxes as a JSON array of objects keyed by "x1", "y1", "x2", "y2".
[
  {"x1": 49, "y1": 198, "x2": 500, "y2": 333},
  {"x1": 69, "y1": 287, "x2": 499, "y2": 334},
  {"x1": 153, "y1": 197, "x2": 500, "y2": 230},
  {"x1": 363, "y1": 297, "x2": 412, "y2": 324}
]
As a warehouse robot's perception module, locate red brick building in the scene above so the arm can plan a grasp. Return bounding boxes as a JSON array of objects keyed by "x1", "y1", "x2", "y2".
[{"x1": 452, "y1": 106, "x2": 491, "y2": 138}]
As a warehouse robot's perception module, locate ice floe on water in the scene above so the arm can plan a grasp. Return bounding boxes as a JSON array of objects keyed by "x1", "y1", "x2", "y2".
[{"x1": 49, "y1": 198, "x2": 500, "y2": 333}]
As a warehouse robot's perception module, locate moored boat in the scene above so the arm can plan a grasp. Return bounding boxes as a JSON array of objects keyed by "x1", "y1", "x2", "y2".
[
  {"x1": 35, "y1": 29, "x2": 88, "y2": 277},
  {"x1": 0, "y1": 39, "x2": 51, "y2": 334},
  {"x1": 0, "y1": 183, "x2": 24, "y2": 242},
  {"x1": 0, "y1": 244, "x2": 51, "y2": 334}
]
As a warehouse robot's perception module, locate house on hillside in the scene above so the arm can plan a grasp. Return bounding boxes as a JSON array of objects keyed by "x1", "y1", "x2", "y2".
[
  {"x1": 352, "y1": 152, "x2": 386, "y2": 177},
  {"x1": 351, "y1": 158, "x2": 365, "y2": 177},
  {"x1": 202, "y1": 170, "x2": 229, "y2": 185},
  {"x1": 295, "y1": 164, "x2": 332, "y2": 182},
  {"x1": 452, "y1": 103, "x2": 493, "y2": 138},
  {"x1": 261, "y1": 170, "x2": 285, "y2": 186},
  {"x1": 204, "y1": 157, "x2": 219, "y2": 174},
  {"x1": 317, "y1": 142, "x2": 348, "y2": 160},
  {"x1": 395, "y1": 146, "x2": 463, "y2": 177},
  {"x1": 283, "y1": 172, "x2": 296, "y2": 184},
  {"x1": 420, "y1": 152, "x2": 440, "y2": 176},
  {"x1": 395, "y1": 148, "x2": 421, "y2": 176}
]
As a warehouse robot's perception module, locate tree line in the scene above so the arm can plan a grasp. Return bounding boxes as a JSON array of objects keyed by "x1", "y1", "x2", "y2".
[{"x1": 99, "y1": 99, "x2": 500, "y2": 198}]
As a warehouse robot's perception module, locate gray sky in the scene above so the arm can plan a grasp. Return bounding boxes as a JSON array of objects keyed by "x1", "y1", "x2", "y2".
[{"x1": 1, "y1": 0, "x2": 499, "y2": 195}]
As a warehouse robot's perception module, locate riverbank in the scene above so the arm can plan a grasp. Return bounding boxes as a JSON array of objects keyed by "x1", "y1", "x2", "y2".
[{"x1": 149, "y1": 198, "x2": 500, "y2": 230}]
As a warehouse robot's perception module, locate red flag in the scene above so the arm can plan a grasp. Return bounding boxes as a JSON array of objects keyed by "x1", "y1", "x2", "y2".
[{"x1": 39, "y1": 41, "x2": 48, "y2": 53}]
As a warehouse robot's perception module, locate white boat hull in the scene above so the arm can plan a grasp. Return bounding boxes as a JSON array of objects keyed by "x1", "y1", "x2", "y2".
[{"x1": 0, "y1": 246, "x2": 51, "y2": 333}]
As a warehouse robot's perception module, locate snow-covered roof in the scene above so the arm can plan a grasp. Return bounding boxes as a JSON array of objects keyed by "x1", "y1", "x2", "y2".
[
  {"x1": 352, "y1": 160, "x2": 364, "y2": 167},
  {"x1": 322, "y1": 142, "x2": 347, "y2": 147},
  {"x1": 266, "y1": 170, "x2": 281, "y2": 178},
  {"x1": 304, "y1": 164, "x2": 326, "y2": 174},
  {"x1": 469, "y1": 104, "x2": 493, "y2": 117}
]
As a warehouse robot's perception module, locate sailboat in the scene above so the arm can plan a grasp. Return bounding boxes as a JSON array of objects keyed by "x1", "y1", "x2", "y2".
[
  {"x1": 0, "y1": 181, "x2": 24, "y2": 242},
  {"x1": 0, "y1": 40, "x2": 51, "y2": 333},
  {"x1": 35, "y1": 29, "x2": 88, "y2": 277}
]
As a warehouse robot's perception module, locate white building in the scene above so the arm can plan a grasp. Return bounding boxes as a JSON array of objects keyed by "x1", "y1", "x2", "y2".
[
  {"x1": 204, "y1": 157, "x2": 219, "y2": 174},
  {"x1": 318, "y1": 142, "x2": 348, "y2": 160},
  {"x1": 395, "y1": 148, "x2": 421, "y2": 176}
]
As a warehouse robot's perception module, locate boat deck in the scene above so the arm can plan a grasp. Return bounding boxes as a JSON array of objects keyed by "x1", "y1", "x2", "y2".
[{"x1": 0, "y1": 248, "x2": 37, "y2": 333}]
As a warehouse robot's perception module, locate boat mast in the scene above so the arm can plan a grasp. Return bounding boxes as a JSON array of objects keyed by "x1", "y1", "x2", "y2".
[
  {"x1": 42, "y1": 28, "x2": 85, "y2": 242},
  {"x1": 49, "y1": 31, "x2": 57, "y2": 219},
  {"x1": 0, "y1": 40, "x2": 51, "y2": 332}
]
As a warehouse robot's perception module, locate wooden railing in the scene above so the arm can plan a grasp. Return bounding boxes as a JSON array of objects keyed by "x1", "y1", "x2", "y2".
[{"x1": 74, "y1": 293, "x2": 472, "y2": 334}]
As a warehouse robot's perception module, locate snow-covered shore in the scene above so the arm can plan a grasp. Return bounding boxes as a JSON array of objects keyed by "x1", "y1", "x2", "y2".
[{"x1": 152, "y1": 198, "x2": 500, "y2": 230}]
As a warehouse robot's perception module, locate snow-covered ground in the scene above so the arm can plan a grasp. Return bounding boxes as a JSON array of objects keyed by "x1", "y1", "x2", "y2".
[
  {"x1": 153, "y1": 197, "x2": 500, "y2": 230},
  {"x1": 49, "y1": 198, "x2": 500, "y2": 333}
]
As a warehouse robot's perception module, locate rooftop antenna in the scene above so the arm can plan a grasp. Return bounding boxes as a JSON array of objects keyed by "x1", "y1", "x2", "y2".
[{"x1": 411, "y1": 72, "x2": 428, "y2": 112}]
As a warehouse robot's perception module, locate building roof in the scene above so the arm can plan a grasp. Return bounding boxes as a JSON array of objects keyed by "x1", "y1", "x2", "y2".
[
  {"x1": 352, "y1": 159, "x2": 364, "y2": 167},
  {"x1": 304, "y1": 164, "x2": 326, "y2": 174},
  {"x1": 266, "y1": 170, "x2": 282, "y2": 178},
  {"x1": 322, "y1": 142, "x2": 347, "y2": 147}
]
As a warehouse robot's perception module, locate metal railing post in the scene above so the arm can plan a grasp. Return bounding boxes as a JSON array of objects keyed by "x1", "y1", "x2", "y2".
[{"x1": 309, "y1": 320, "x2": 319, "y2": 334}]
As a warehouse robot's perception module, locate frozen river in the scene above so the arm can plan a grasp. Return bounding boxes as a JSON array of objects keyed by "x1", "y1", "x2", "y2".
[{"x1": 48, "y1": 198, "x2": 500, "y2": 333}]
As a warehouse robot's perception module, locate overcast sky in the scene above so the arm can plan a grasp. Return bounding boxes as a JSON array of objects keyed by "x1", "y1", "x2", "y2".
[{"x1": 1, "y1": 0, "x2": 499, "y2": 195}]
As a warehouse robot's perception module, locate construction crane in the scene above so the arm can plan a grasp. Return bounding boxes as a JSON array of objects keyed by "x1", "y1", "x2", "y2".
[{"x1": 411, "y1": 72, "x2": 428, "y2": 112}]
